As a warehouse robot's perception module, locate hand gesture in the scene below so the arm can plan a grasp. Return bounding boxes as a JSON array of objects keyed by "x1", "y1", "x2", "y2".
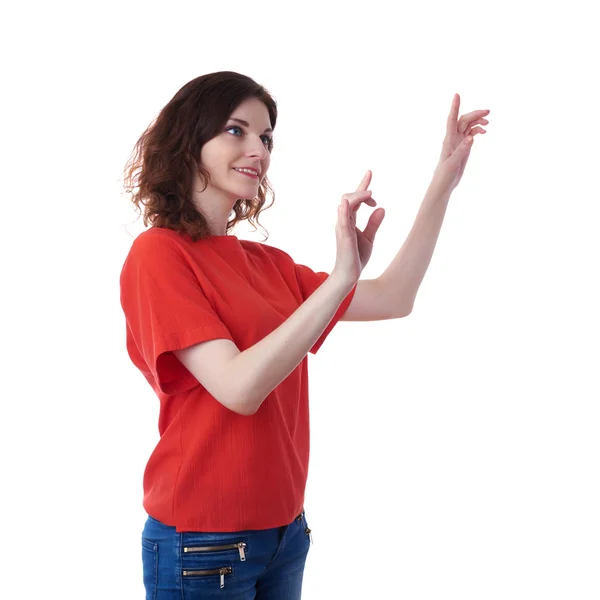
[
  {"x1": 432, "y1": 94, "x2": 489, "y2": 194},
  {"x1": 333, "y1": 170, "x2": 386, "y2": 284}
]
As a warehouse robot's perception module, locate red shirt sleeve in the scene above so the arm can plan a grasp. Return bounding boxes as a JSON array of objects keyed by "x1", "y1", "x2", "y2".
[
  {"x1": 120, "y1": 231, "x2": 233, "y2": 395},
  {"x1": 293, "y1": 262, "x2": 357, "y2": 354}
]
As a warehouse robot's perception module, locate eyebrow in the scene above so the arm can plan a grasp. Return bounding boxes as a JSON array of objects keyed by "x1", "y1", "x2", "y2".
[{"x1": 228, "y1": 118, "x2": 273, "y2": 134}]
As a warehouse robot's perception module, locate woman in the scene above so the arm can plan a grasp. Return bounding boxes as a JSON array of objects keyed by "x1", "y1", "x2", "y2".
[{"x1": 120, "y1": 71, "x2": 488, "y2": 599}]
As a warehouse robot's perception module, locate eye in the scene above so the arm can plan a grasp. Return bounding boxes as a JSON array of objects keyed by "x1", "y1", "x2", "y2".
[{"x1": 225, "y1": 125, "x2": 272, "y2": 151}]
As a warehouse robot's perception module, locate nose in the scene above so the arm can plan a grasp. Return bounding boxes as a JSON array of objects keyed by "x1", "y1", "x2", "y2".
[{"x1": 244, "y1": 134, "x2": 269, "y2": 160}]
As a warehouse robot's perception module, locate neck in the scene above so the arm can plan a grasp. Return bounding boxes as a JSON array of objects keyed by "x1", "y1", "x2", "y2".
[{"x1": 192, "y1": 175, "x2": 237, "y2": 236}]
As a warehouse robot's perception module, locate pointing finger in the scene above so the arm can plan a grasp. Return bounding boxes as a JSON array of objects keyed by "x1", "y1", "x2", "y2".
[
  {"x1": 446, "y1": 94, "x2": 460, "y2": 134},
  {"x1": 356, "y1": 170, "x2": 372, "y2": 192}
]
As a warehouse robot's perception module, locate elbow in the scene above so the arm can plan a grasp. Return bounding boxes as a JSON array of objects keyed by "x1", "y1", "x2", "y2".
[
  {"x1": 233, "y1": 404, "x2": 259, "y2": 417},
  {"x1": 389, "y1": 302, "x2": 413, "y2": 319},
  {"x1": 224, "y1": 389, "x2": 262, "y2": 417},
  {"x1": 399, "y1": 304, "x2": 413, "y2": 318},
  {"x1": 377, "y1": 280, "x2": 413, "y2": 320}
]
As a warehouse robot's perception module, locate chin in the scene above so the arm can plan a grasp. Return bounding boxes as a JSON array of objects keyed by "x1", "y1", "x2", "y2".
[{"x1": 231, "y1": 186, "x2": 260, "y2": 200}]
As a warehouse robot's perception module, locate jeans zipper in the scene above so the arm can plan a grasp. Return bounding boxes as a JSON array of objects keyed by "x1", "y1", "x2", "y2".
[
  {"x1": 305, "y1": 527, "x2": 313, "y2": 544},
  {"x1": 183, "y1": 542, "x2": 247, "y2": 561},
  {"x1": 182, "y1": 566, "x2": 232, "y2": 588}
]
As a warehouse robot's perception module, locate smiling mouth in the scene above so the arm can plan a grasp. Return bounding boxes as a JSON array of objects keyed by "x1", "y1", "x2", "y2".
[{"x1": 233, "y1": 167, "x2": 259, "y2": 179}]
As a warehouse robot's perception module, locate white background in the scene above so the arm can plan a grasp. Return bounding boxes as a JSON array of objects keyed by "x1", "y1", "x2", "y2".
[{"x1": 2, "y1": 1, "x2": 599, "y2": 598}]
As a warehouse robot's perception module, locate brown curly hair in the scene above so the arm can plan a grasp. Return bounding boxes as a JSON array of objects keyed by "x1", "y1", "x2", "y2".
[{"x1": 123, "y1": 71, "x2": 277, "y2": 241}]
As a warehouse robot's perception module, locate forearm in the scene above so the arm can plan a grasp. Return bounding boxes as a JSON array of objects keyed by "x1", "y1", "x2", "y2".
[
  {"x1": 378, "y1": 181, "x2": 452, "y2": 316},
  {"x1": 231, "y1": 274, "x2": 354, "y2": 414}
]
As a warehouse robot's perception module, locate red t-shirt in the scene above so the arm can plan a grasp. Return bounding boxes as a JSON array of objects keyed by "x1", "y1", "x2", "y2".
[{"x1": 120, "y1": 227, "x2": 355, "y2": 532}]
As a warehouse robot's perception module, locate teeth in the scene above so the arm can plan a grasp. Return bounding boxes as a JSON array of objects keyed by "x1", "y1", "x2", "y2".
[{"x1": 235, "y1": 168, "x2": 258, "y2": 176}]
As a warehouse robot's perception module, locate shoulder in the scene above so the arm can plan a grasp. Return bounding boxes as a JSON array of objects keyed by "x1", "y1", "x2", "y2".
[
  {"x1": 129, "y1": 227, "x2": 185, "y2": 254},
  {"x1": 245, "y1": 240, "x2": 295, "y2": 266},
  {"x1": 126, "y1": 227, "x2": 196, "y2": 262},
  {"x1": 121, "y1": 228, "x2": 193, "y2": 280}
]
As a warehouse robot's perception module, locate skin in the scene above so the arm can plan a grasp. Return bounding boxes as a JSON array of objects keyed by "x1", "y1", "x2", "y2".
[{"x1": 193, "y1": 97, "x2": 273, "y2": 236}]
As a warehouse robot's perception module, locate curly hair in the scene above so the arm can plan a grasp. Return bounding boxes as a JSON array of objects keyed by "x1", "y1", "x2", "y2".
[{"x1": 123, "y1": 72, "x2": 277, "y2": 241}]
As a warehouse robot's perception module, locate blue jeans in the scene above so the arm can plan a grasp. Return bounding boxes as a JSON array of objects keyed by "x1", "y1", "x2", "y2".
[{"x1": 142, "y1": 512, "x2": 312, "y2": 599}]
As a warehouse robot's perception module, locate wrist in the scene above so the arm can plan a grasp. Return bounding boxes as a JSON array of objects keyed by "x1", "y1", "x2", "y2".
[
  {"x1": 426, "y1": 172, "x2": 453, "y2": 205},
  {"x1": 327, "y1": 270, "x2": 357, "y2": 297}
]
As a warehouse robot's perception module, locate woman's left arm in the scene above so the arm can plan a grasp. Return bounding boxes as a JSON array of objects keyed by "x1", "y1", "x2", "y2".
[{"x1": 342, "y1": 94, "x2": 490, "y2": 322}]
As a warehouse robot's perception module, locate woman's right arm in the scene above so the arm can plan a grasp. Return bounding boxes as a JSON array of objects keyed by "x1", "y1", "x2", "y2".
[{"x1": 174, "y1": 272, "x2": 354, "y2": 416}]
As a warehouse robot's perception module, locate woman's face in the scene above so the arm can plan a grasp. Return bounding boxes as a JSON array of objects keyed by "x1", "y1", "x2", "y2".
[{"x1": 199, "y1": 97, "x2": 273, "y2": 201}]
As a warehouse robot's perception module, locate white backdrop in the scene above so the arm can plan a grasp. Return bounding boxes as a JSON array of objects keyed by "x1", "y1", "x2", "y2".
[{"x1": 2, "y1": 1, "x2": 599, "y2": 598}]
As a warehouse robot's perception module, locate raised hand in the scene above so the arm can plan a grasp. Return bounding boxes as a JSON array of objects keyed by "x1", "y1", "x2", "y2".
[
  {"x1": 432, "y1": 94, "x2": 489, "y2": 194},
  {"x1": 333, "y1": 170, "x2": 386, "y2": 284}
]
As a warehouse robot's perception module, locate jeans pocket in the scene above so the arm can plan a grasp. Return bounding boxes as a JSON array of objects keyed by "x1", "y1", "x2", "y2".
[
  {"x1": 181, "y1": 537, "x2": 248, "y2": 593},
  {"x1": 141, "y1": 537, "x2": 158, "y2": 600},
  {"x1": 182, "y1": 565, "x2": 234, "y2": 591},
  {"x1": 183, "y1": 540, "x2": 248, "y2": 562}
]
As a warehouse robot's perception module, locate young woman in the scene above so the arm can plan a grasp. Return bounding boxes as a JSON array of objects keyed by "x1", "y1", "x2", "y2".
[{"x1": 120, "y1": 71, "x2": 489, "y2": 599}]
